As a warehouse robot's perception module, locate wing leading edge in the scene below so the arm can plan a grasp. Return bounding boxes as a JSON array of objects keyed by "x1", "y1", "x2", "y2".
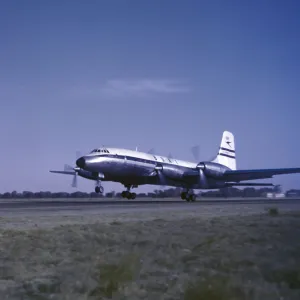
[{"x1": 223, "y1": 168, "x2": 300, "y2": 182}]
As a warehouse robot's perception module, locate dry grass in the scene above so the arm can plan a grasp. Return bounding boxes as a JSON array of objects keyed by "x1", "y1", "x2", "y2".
[
  {"x1": 0, "y1": 210, "x2": 300, "y2": 300},
  {"x1": 268, "y1": 207, "x2": 279, "y2": 216}
]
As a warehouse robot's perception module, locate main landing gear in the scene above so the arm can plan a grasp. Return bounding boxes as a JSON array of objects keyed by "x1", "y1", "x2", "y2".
[
  {"x1": 181, "y1": 191, "x2": 196, "y2": 202},
  {"x1": 121, "y1": 184, "x2": 137, "y2": 200},
  {"x1": 121, "y1": 191, "x2": 136, "y2": 199}
]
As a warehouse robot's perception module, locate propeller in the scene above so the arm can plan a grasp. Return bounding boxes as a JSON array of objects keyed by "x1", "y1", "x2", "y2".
[
  {"x1": 190, "y1": 145, "x2": 210, "y2": 189},
  {"x1": 190, "y1": 145, "x2": 200, "y2": 162},
  {"x1": 190, "y1": 145, "x2": 216, "y2": 163},
  {"x1": 147, "y1": 148, "x2": 156, "y2": 154},
  {"x1": 198, "y1": 168, "x2": 209, "y2": 188},
  {"x1": 64, "y1": 151, "x2": 82, "y2": 188},
  {"x1": 76, "y1": 151, "x2": 82, "y2": 160},
  {"x1": 154, "y1": 164, "x2": 168, "y2": 192}
]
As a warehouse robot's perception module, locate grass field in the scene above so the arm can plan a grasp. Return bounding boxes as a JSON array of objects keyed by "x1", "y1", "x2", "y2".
[{"x1": 1, "y1": 208, "x2": 300, "y2": 300}]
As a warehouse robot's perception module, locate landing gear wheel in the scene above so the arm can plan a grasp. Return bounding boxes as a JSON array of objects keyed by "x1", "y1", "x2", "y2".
[
  {"x1": 122, "y1": 191, "x2": 136, "y2": 199},
  {"x1": 188, "y1": 194, "x2": 196, "y2": 202},
  {"x1": 95, "y1": 186, "x2": 104, "y2": 194},
  {"x1": 185, "y1": 194, "x2": 196, "y2": 202}
]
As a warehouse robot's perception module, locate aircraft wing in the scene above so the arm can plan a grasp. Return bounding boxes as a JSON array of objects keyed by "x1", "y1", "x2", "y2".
[{"x1": 223, "y1": 168, "x2": 300, "y2": 182}]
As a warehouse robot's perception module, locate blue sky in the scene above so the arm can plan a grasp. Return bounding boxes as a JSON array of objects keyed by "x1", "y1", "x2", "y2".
[{"x1": 0, "y1": 0, "x2": 299, "y2": 193}]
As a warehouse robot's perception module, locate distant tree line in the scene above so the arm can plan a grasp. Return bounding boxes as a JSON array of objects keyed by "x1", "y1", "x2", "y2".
[{"x1": 1, "y1": 186, "x2": 299, "y2": 199}]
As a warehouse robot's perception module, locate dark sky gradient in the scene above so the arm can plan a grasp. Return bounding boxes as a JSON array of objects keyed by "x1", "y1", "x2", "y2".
[{"x1": 0, "y1": 0, "x2": 299, "y2": 193}]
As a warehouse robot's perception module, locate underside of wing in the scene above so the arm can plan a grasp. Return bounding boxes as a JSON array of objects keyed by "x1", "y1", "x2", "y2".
[{"x1": 223, "y1": 168, "x2": 300, "y2": 182}]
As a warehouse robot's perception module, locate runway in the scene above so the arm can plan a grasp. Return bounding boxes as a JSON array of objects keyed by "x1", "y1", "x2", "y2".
[
  {"x1": 0, "y1": 197, "x2": 299, "y2": 212},
  {"x1": 1, "y1": 197, "x2": 300, "y2": 230}
]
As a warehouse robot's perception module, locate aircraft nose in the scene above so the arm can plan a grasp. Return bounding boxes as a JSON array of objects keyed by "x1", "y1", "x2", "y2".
[{"x1": 76, "y1": 157, "x2": 86, "y2": 169}]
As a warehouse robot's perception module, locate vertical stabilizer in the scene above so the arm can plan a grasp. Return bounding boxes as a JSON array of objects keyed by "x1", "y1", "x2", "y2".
[{"x1": 212, "y1": 131, "x2": 236, "y2": 170}]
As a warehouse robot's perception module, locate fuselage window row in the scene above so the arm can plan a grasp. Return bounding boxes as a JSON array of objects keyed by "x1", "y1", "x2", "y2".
[{"x1": 94, "y1": 154, "x2": 179, "y2": 166}]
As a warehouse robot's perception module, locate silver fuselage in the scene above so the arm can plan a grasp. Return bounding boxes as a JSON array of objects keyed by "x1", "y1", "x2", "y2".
[{"x1": 76, "y1": 148, "x2": 227, "y2": 189}]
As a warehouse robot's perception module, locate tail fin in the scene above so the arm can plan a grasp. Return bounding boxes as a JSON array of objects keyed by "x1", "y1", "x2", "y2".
[{"x1": 212, "y1": 131, "x2": 236, "y2": 170}]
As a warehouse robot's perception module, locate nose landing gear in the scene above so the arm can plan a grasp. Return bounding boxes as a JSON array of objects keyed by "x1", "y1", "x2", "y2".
[
  {"x1": 95, "y1": 186, "x2": 104, "y2": 194},
  {"x1": 95, "y1": 180, "x2": 104, "y2": 194}
]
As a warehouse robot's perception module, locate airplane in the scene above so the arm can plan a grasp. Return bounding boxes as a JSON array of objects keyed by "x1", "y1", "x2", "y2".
[{"x1": 50, "y1": 131, "x2": 300, "y2": 201}]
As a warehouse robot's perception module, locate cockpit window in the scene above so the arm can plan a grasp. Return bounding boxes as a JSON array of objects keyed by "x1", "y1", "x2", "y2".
[{"x1": 91, "y1": 148, "x2": 110, "y2": 154}]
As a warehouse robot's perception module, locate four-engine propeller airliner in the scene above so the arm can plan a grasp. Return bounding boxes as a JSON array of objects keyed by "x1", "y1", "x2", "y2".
[{"x1": 50, "y1": 131, "x2": 300, "y2": 201}]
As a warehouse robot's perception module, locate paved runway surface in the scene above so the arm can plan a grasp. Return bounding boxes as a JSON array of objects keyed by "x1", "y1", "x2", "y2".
[
  {"x1": 0, "y1": 197, "x2": 299, "y2": 213},
  {"x1": 1, "y1": 198, "x2": 300, "y2": 229}
]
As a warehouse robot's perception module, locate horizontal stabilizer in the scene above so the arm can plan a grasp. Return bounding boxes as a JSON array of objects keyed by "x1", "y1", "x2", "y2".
[{"x1": 223, "y1": 168, "x2": 300, "y2": 182}]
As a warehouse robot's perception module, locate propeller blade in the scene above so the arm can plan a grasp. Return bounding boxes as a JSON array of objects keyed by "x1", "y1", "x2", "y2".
[
  {"x1": 157, "y1": 169, "x2": 168, "y2": 190},
  {"x1": 199, "y1": 168, "x2": 208, "y2": 188},
  {"x1": 64, "y1": 164, "x2": 74, "y2": 172},
  {"x1": 76, "y1": 151, "x2": 82, "y2": 160},
  {"x1": 147, "y1": 148, "x2": 155, "y2": 155},
  {"x1": 71, "y1": 173, "x2": 77, "y2": 188},
  {"x1": 191, "y1": 145, "x2": 200, "y2": 162}
]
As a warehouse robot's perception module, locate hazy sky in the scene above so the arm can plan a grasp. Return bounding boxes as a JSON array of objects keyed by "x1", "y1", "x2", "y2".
[{"x1": 1, "y1": 0, "x2": 299, "y2": 193}]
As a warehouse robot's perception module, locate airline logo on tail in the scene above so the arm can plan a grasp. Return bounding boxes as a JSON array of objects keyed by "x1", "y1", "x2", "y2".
[{"x1": 225, "y1": 136, "x2": 232, "y2": 148}]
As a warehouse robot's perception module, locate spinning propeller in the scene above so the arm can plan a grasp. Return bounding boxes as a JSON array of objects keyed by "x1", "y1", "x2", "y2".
[
  {"x1": 190, "y1": 145, "x2": 200, "y2": 162},
  {"x1": 190, "y1": 144, "x2": 216, "y2": 163},
  {"x1": 64, "y1": 151, "x2": 82, "y2": 188}
]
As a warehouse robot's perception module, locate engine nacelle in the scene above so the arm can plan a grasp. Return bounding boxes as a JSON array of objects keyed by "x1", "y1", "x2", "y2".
[
  {"x1": 159, "y1": 165, "x2": 185, "y2": 180},
  {"x1": 78, "y1": 169, "x2": 105, "y2": 180},
  {"x1": 196, "y1": 161, "x2": 229, "y2": 179}
]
